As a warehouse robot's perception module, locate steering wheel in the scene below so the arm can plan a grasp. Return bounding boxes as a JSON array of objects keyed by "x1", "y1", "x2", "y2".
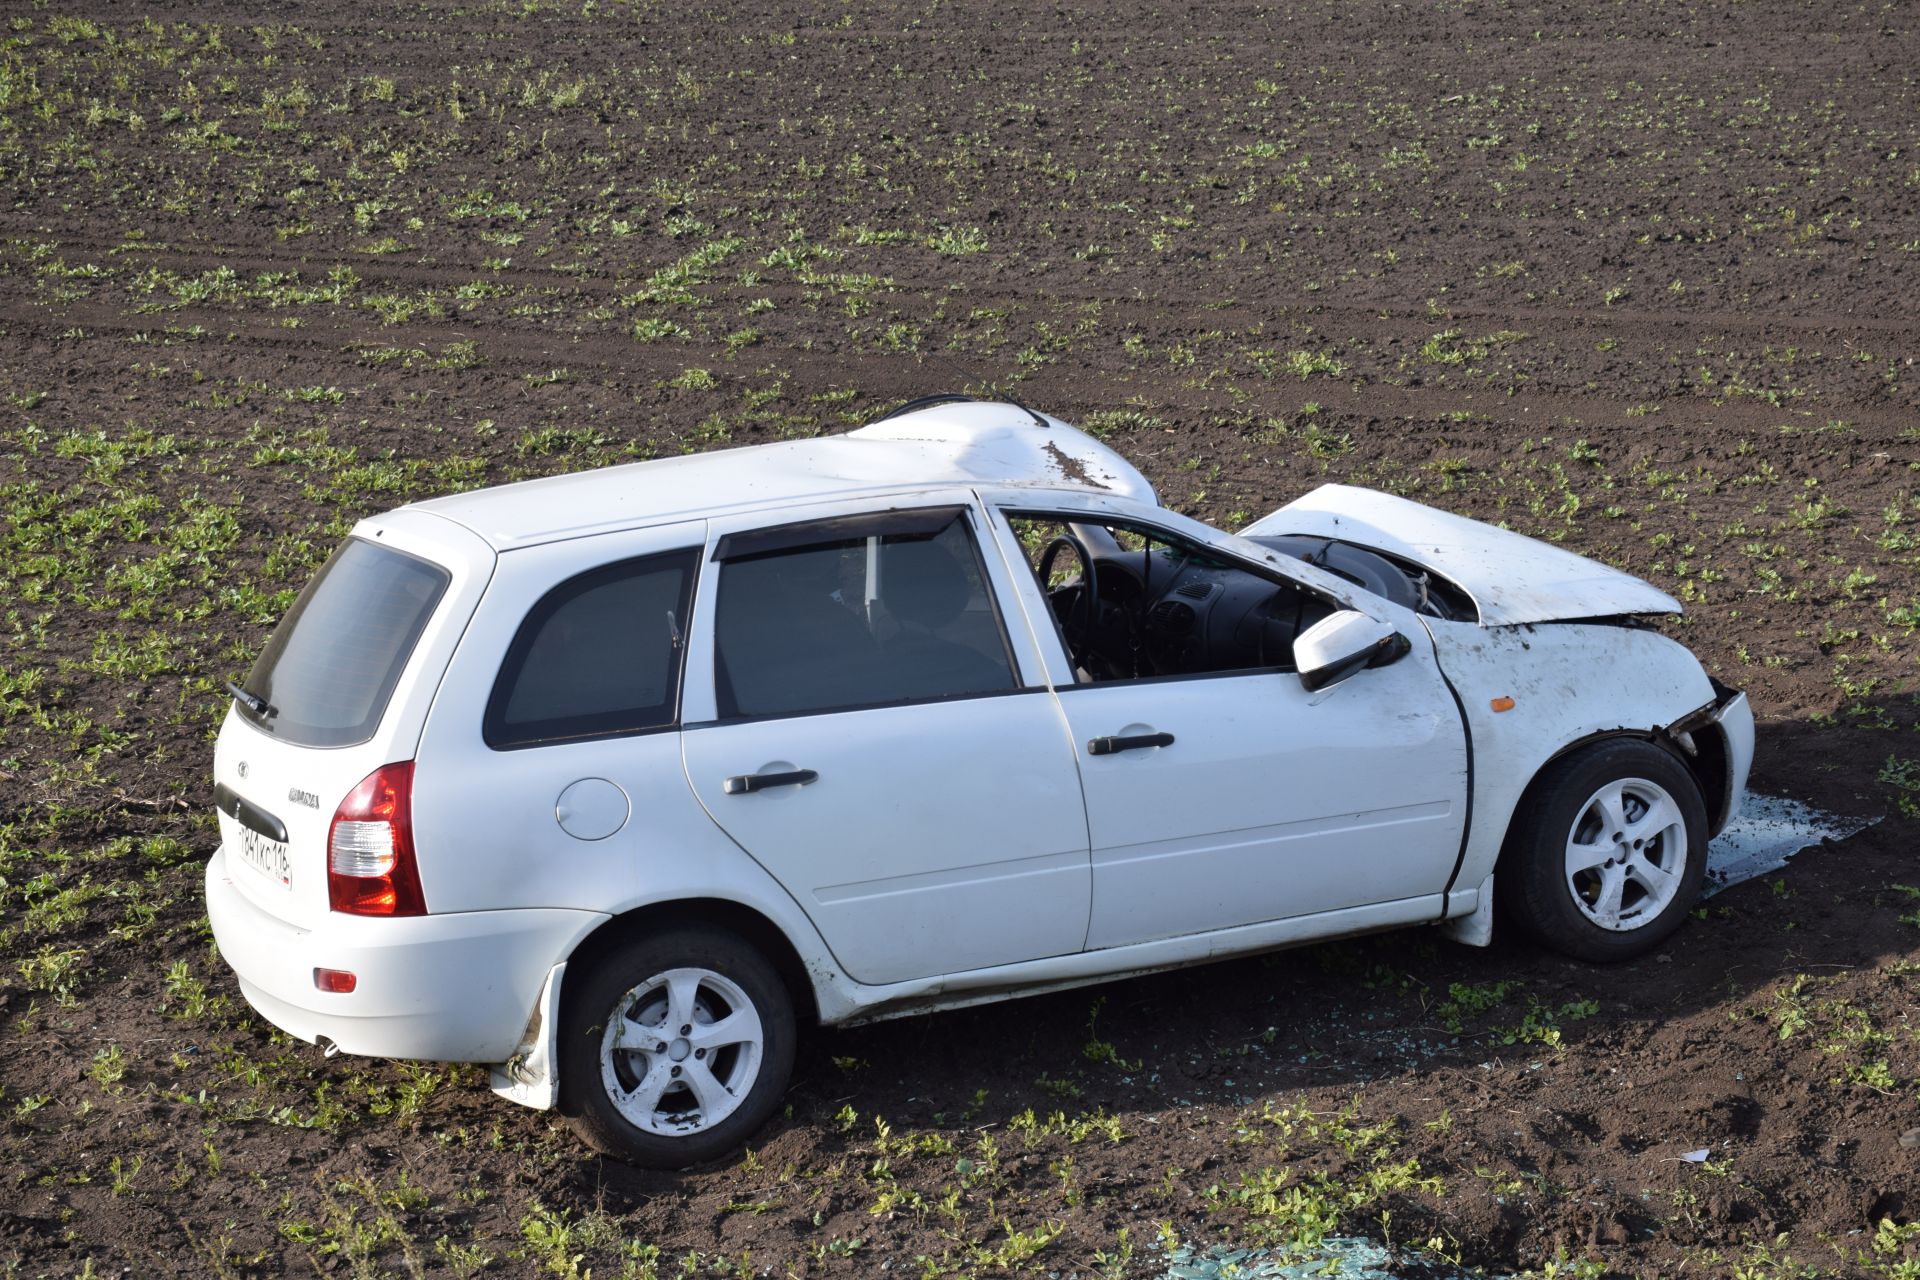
[{"x1": 1037, "y1": 533, "x2": 1100, "y2": 667}]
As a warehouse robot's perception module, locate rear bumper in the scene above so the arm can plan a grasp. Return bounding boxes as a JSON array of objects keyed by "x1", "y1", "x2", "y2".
[{"x1": 206, "y1": 843, "x2": 604, "y2": 1062}]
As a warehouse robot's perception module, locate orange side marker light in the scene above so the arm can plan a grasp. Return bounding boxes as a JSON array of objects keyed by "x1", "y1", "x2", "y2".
[{"x1": 1490, "y1": 696, "x2": 1516, "y2": 713}]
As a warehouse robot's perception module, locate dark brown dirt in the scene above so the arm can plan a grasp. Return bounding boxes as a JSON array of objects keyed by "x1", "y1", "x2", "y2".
[{"x1": 1, "y1": 0, "x2": 1918, "y2": 1276}]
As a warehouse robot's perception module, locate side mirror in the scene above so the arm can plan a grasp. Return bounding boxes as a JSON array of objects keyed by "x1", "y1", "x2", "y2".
[{"x1": 1295, "y1": 610, "x2": 1410, "y2": 693}]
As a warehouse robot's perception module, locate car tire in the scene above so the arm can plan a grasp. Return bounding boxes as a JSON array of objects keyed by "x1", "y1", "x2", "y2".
[
  {"x1": 1498, "y1": 738, "x2": 1708, "y2": 963},
  {"x1": 559, "y1": 924, "x2": 796, "y2": 1168}
]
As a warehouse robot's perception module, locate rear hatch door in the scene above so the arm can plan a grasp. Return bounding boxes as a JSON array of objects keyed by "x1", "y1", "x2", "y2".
[{"x1": 212, "y1": 510, "x2": 494, "y2": 929}]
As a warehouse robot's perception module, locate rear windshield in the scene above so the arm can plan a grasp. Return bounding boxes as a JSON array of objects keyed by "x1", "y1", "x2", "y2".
[{"x1": 236, "y1": 539, "x2": 450, "y2": 748}]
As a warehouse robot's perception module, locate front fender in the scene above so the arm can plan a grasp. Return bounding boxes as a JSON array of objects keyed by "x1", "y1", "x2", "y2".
[{"x1": 1427, "y1": 620, "x2": 1717, "y2": 914}]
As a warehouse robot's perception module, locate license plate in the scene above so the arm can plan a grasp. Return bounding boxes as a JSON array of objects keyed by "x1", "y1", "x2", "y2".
[{"x1": 236, "y1": 825, "x2": 292, "y2": 889}]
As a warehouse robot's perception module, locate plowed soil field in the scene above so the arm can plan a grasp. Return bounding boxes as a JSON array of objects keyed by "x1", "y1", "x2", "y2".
[{"x1": 2, "y1": 2, "x2": 1918, "y2": 1276}]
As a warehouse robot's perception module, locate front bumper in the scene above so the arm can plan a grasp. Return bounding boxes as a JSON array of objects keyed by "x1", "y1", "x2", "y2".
[
  {"x1": 1706, "y1": 687, "x2": 1755, "y2": 836},
  {"x1": 206, "y1": 843, "x2": 604, "y2": 1062}
]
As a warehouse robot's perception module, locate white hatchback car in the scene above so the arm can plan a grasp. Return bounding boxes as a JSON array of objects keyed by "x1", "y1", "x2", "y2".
[{"x1": 207, "y1": 398, "x2": 1753, "y2": 1166}]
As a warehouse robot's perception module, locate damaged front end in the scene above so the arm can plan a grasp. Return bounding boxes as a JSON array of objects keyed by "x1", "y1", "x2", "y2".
[
  {"x1": 1662, "y1": 679, "x2": 1755, "y2": 840},
  {"x1": 1242, "y1": 484, "x2": 1684, "y2": 627}
]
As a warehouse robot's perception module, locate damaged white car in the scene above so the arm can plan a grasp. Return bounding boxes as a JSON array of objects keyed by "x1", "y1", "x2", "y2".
[{"x1": 206, "y1": 397, "x2": 1753, "y2": 1166}]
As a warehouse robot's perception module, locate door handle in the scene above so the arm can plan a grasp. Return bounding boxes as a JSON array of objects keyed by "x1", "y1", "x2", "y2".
[
  {"x1": 722, "y1": 768, "x2": 819, "y2": 795},
  {"x1": 1087, "y1": 732, "x2": 1175, "y2": 756}
]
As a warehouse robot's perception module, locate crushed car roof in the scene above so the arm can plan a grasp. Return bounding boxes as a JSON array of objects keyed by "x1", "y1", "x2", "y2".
[{"x1": 410, "y1": 401, "x2": 1157, "y2": 549}]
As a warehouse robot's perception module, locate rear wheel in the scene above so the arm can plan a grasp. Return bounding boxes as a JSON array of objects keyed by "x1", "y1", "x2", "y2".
[
  {"x1": 560, "y1": 925, "x2": 795, "y2": 1167},
  {"x1": 1499, "y1": 739, "x2": 1707, "y2": 962}
]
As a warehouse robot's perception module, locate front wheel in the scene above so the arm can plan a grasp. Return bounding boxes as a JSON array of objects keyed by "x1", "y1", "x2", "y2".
[
  {"x1": 1498, "y1": 739, "x2": 1707, "y2": 963},
  {"x1": 559, "y1": 925, "x2": 796, "y2": 1168}
]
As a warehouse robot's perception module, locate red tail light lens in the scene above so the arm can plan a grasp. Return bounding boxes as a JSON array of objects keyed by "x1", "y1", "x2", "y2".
[
  {"x1": 327, "y1": 761, "x2": 426, "y2": 916},
  {"x1": 313, "y1": 968, "x2": 358, "y2": 993}
]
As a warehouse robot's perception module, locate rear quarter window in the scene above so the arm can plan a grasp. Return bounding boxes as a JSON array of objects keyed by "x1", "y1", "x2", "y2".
[
  {"x1": 239, "y1": 539, "x2": 451, "y2": 748},
  {"x1": 483, "y1": 549, "x2": 697, "y2": 749}
]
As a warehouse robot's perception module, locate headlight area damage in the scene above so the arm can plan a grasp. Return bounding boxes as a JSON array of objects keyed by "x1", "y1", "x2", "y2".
[
  {"x1": 1242, "y1": 482, "x2": 1685, "y2": 626},
  {"x1": 1420, "y1": 616, "x2": 1751, "y2": 956},
  {"x1": 1244, "y1": 479, "x2": 1754, "y2": 954}
]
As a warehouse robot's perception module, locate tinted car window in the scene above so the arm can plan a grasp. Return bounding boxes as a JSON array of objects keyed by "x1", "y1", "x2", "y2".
[
  {"x1": 238, "y1": 538, "x2": 450, "y2": 748},
  {"x1": 715, "y1": 512, "x2": 1016, "y2": 719},
  {"x1": 485, "y1": 550, "x2": 696, "y2": 749}
]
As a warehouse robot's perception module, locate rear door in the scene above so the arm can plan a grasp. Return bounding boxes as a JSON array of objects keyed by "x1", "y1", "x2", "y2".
[
  {"x1": 212, "y1": 511, "x2": 494, "y2": 928},
  {"x1": 679, "y1": 497, "x2": 1091, "y2": 987}
]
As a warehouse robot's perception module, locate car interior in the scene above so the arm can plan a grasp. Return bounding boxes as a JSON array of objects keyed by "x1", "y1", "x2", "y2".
[
  {"x1": 1008, "y1": 514, "x2": 1472, "y2": 684},
  {"x1": 1005, "y1": 515, "x2": 1346, "y2": 682}
]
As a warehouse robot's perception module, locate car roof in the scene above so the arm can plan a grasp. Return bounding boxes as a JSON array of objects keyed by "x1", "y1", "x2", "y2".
[{"x1": 408, "y1": 400, "x2": 1159, "y2": 550}]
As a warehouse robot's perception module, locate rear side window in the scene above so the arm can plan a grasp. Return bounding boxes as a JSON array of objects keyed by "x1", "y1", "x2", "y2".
[
  {"x1": 239, "y1": 539, "x2": 450, "y2": 748},
  {"x1": 714, "y1": 510, "x2": 1017, "y2": 720},
  {"x1": 484, "y1": 549, "x2": 697, "y2": 749}
]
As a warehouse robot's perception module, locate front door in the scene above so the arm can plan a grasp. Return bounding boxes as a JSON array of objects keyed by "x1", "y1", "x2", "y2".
[
  {"x1": 680, "y1": 499, "x2": 1091, "y2": 987},
  {"x1": 986, "y1": 504, "x2": 1469, "y2": 951},
  {"x1": 1054, "y1": 666, "x2": 1467, "y2": 949}
]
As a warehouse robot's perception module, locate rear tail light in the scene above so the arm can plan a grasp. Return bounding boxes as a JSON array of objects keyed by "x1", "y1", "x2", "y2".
[{"x1": 327, "y1": 761, "x2": 426, "y2": 916}]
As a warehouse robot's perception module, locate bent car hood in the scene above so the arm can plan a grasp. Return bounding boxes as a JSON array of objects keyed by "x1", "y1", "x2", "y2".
[{"x1": 1241, "y1": 484, "x2": 1681, "y2": 626}]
